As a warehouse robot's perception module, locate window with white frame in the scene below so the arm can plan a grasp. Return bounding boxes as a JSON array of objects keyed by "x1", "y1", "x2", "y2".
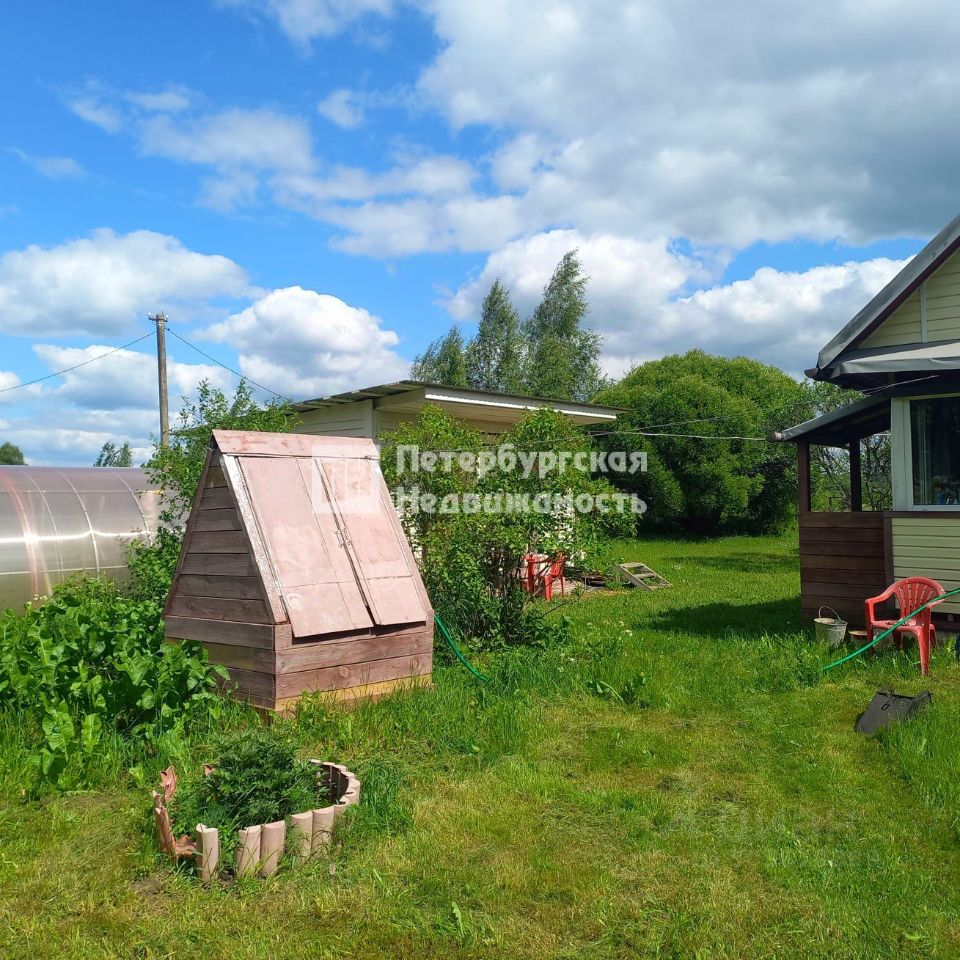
[{"x1": 909, "y1": 396, "x2": 960, "y2": 505}]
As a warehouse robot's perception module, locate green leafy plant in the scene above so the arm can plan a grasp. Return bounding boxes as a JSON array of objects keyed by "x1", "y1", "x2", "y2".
[
  {"x1": 586, "y1": 673, "x2": 649, "y2": 707},
  {"x1": 0, "y1": 576, "x2": 224, "y2": 789},
  {"x1": 169, "y1": 727, "x2": 325, "y2": 841},
  {"x1": 130, "y1": 380, "x2": 296, "y2": 599}
]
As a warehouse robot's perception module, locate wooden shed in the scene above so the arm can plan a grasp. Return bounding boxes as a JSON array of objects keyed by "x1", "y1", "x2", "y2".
[{"x1": 163, "y1": 430, "x2": 433, "y2": 710}]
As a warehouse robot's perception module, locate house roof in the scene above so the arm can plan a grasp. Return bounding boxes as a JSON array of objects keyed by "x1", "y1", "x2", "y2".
[
  {"x1": 772, "y1": 389, "x2": 893, "y2": 446},
  {"x1": 819, "y1": 339, "x2": 960, "y2": 381},
  {"x1": 808, "y1": 213, "x2": 960, "y2": 381},
  {"x1": 293, "y1": 379, "x2": 624, "y2": 425},
  {"x1": 773, "y1": 375, "x2": 960, "y2": 446}
]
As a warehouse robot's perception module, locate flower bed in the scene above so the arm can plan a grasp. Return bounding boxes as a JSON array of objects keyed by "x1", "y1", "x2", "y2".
[{"x1": 153, "y1": 760, "x2": 361, "y2": 881}]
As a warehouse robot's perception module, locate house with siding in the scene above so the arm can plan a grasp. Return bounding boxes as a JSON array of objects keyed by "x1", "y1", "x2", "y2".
[
  {"x1": 293, "y1": 380, "x2": 623, "y2": 439},
  {"x1": 777, "y1": 213, "x2": 960, "y2": 627}
]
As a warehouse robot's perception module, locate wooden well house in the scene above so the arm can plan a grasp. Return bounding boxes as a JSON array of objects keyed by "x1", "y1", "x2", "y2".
[{"x1": 163, "y1": 430, "x2": 433, "y2": 710}]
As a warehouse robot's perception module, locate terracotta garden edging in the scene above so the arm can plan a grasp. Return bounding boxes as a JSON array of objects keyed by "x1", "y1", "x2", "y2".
[{"x1": 152, "y1": 760, "x2": 361, "y2": 882}]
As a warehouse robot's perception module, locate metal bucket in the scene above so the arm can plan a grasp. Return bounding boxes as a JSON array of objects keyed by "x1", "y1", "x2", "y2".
[{"x1": 815, "y1": 606, "x2": 847, "y2": 648}]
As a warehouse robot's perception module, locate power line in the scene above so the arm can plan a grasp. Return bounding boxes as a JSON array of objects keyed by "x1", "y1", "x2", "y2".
[
  {"x1": 0, "y1": 332, "x2": 154, "y2": 396},
  {"x1": 166, "y1": 327, "x2": 295, "y2": 403},
  {"x1": 628, "y1": 430, "x2": 768, "y2": 441}
]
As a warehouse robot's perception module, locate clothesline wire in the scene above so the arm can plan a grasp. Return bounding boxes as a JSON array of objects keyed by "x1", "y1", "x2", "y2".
[{"x1": 0, "y1": 332, "x2": 154, "y2": 395}]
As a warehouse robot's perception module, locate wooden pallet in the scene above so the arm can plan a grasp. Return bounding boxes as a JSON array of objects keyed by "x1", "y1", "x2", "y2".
[{"x1": 616, "y1": 562, "x2": 672, "y2": 591}]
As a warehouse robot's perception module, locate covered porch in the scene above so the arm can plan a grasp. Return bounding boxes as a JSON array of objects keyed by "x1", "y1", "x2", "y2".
[
  {"x1": 777, "y1": 386, "x2": 960, "y2": 629},
  {"x1": 782, "y1": 391, "x2": 892, "y2": 626}
]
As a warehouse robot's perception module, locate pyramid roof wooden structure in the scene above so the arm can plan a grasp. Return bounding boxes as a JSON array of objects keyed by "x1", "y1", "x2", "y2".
[{"x1": 164, "y1": 430, "x2": 433, "y2": 709}]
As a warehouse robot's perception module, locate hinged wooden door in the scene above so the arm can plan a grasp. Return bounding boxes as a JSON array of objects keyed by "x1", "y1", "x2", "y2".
[{"x1": 238, "y1": 456, "x2": 373, "y2": 637}]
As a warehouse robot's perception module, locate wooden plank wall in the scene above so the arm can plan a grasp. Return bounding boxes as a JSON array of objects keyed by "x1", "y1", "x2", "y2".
[
  {"x1": 166, "y1": 461, "x2": 272, "y2": 628},
  {"x1": 164, "y1": 459, "x2": 282, "y2": 707},
  {"x1": 297, "y1": 400, "x2": 374, "y2": 438},
  {"x1": 799, "y1": 511, "x2": 888, "y2": 626},
  {"x1": 202, "y1": 624, "x2": 433, "y2": 708}
]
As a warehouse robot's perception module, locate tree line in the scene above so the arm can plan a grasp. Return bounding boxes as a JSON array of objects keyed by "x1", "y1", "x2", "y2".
[
  {"x1": 413, "y1": 251, "x2": 605, "y2": 402},
  {"x1": 414, "y1": 250, "x2": 888, "y2": 535},
  {"x1": 1, "y1": 247, "x2": 885, "y2": 534},
  {"x1": 0, "y1": 440, "x2": 133, "y2": 467}
]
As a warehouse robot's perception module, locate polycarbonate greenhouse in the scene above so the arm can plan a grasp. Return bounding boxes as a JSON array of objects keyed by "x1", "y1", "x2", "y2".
[{"x1": 0, "y1": 467, "x2": 160, "y2": 611}]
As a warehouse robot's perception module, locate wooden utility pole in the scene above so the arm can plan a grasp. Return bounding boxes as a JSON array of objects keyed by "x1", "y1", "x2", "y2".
[{"x1": 150, "y1": 312, "x2": 170, "y2": 448}]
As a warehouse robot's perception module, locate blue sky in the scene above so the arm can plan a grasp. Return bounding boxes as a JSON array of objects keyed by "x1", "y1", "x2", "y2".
[{"x1": 1, "y1": 0, "x2": 955, "y2": 464}]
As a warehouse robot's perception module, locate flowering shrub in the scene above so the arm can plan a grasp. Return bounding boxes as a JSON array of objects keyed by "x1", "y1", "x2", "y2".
[{"x1": 380, "y1": 406, "x2": 632, "y2": 649}]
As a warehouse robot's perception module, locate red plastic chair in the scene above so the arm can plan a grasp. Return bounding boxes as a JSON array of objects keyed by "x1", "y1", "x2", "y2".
[
  {"x1": 523, "y1": 553, "x2": 567, "y2": 600},
  {"x1": 864, "y1": 577, "x2": 943, "y2": 674},
  {"x1": 524, "y1": 553, "x2": 553, "y2": 599},
  {"x1": 550, "y1": 553, "x2": 567, "y2": 597}
]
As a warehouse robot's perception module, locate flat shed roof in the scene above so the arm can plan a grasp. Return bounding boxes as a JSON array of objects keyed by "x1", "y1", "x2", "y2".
[{"x1": 293, "y1": 380, "x2": 624, "y2": 425}]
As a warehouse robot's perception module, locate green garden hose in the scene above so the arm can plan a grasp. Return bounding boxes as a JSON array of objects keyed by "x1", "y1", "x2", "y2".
[
  {"x1": 434, "y1": 614, "x2": 488, "y2": 682},
  {"x1": 821, "y1": 586, "x2": 960, "y2": 672}
]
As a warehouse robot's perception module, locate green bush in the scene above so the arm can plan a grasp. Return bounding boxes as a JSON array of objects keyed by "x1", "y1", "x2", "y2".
[
  {"x1": 0, "y1": 576, "x2": 225, "y2": 789},
  {"x1": 595, "y1": 350, "x2": 809, "y2": 535}
]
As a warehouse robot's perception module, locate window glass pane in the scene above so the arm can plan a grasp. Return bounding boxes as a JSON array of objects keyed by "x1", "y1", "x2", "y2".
[{"x1": 910, "y1": 397, "x2": 960, "y2": 505}]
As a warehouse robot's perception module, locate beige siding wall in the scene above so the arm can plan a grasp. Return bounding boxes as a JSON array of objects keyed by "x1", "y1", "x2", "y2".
[
  {"x1": 861, "y1": 249, "x2": 960, "y2": 349},
  {"x1": 297, "y1": 400, "x2": 374, "y2": 438},
  {"x1": 924, "y1": 249, "x2": 960, "y2": 341},
  {"x1": 374, "y1": 409, "x2": 513, "y2": 439},
  {"x1": 862, "y1": 289, "x2": 922, "y2": 348},
  {"x1": 891, "y1": 515, "x2": 960, "y2": 613}
]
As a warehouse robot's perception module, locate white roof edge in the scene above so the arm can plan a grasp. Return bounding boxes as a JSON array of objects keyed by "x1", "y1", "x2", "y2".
[
  {"x1": 294, "y1": 379, "x2": 624, "y2": 415},
  {"x1": 422, "y1": 390, "x2": 619, "y2": 419}
]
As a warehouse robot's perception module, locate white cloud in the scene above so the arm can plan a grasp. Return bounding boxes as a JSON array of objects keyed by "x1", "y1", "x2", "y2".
[
  {"x1": 32, "y1": 344, "x2": 232, "y2": 410},
  {"x1": 317, "y1": 89, "x2": 365, "y2": 128},
  {"x1": 135, "y1": 107, "x2": 317, "y2": 211},
  {"x1": 135, "y1": 101, "x2": 477, "y2": 217},
  {"x1": 1, "y1": 425, "x2": 143, "y2": 466},
  {"x1": 447, "y1": 229, "x2": 706, "y2": 321},
  {"x1": 414, "y1": 0, "x2": 960, "y2": 248},
  {"x1": 8, "y1": 148, "x2": 86, "y2": 180},
  {"x1": 66, "y1": 3, "x2": 960, "y2": 257},
  {"x1": 320, "y1": 194, "x2": 522, "y2": 256},
  {"x1": 65, "y1": 89, "x2": 122, "y2": 133},
  {"x1": 139, "y1": 108, "x2": 314, "y2": 174},
  {"x1": 199, "y1": 170, "x2": 261, "y2": 213},
  {"x1": 123, "y1": 87, "x2": 192, "y2": 113},
  {"x1": 201, "y1": 285, "x2": 409, "y2": 397},
  {"x1": 222, "y1": 0, "x2": 394, "y2": 45},
  {"x1": 0, "y1": 347, "x2": 236, "y2": 466},
  {"x1": 651, "y1": 257, "x2": 908, "y2": 378},
  {"x1": 0, "y1": 371, "x2": 20, "y2": 403},
  {"x1": 274, "y1": 154, "x2": 476, "y2": 219},
  {"x1": 448, "y1": 230, "x2": 906, "y2": 378},
  {"x1": 0, "y1": 229, "x2": 253, "y2": 336},
  {"x1": 213, "y1": 1, "x2": 960, "y2": 253}
]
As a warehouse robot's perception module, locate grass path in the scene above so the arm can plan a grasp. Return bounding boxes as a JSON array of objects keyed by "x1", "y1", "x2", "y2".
[{"x1": 3, "y1": 530, "x2": 960, "y2": 958}]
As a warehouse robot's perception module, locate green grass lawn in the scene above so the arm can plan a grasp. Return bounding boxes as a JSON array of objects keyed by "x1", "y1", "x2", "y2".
[{"x1": 4, "y1": 529, "x2": 960, "y2": 959}]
